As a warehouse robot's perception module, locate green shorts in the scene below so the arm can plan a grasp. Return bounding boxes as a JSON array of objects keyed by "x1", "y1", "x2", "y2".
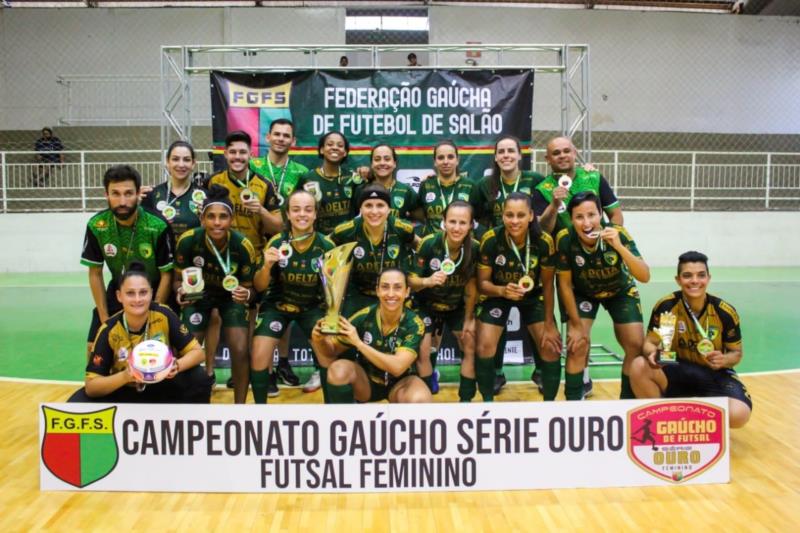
[
  {"x1": 574, "y1": 285, "x2": 643, "y2": 324},
  {"x1": 478, "y1": 294, "x2": 545, "y2": 327},
  {"x1": 255, "y1": 302, "x2": 324, "y2": 339},
  {"x1": 183, "y1": 296, "x2": 249, "y2": 332},
  {"x1": 417, "y1": 305, "x2": 464, "y2": 335}
]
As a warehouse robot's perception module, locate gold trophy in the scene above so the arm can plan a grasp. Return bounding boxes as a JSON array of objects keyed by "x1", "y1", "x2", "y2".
[
  {"x1": 181, "y1": 267, "x2": 205, "y2": 302},
  {"x1": 317, "y1": 242, "x2": 358, "y2": 334},
  {"x1": 653, "y1": 311, "x2": 678, "y2": 364}
]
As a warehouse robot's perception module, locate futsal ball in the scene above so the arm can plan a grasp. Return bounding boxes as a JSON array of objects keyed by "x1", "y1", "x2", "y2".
[{"x1": 129, "y1": 339, "x2": 175, "y2": 384}]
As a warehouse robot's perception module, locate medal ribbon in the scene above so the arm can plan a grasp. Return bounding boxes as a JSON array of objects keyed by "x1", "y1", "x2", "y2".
[
  {"x1": 443, "y1": 235, "x2": 464, "y2": 269},
  {"x1": 230, "y1": 170, "x2": 252, "y2": 190},
  {"x1": 206, "y1": 235, "x2": 232, "y2": 276},
  {"x1": 267, "y1": 158, "x2": 289, "y2": 195},
  {"x1": 365, "y1": 222, "x2": 389, "y2": 274},
  {"x1": 500, "y1": 171, "x2": 521, "y2": 199},
  {"x1": 506, "y1": 231, "x2": 531, "y2": 276},
  {"x1": 376, "y1": 309, "x2": 405, "y2": 385},
  {"x1": 112, "y1": 213, "x2": 138, "y2": 274},
  {"x1": 123, "y1": 312, "x2": 151, "y2": 392},
  {"x1": 682, "y1": 298, "x2": 710, "y2": 340},
  {"x1": 436, "y1": 176, "x2": 456, "y2": 211}
]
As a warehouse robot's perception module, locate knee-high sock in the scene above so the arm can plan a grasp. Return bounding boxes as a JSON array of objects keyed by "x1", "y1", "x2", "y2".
[
  {"x1": 565, "y1": 371, "x2": 584, "y2": 401},
  {"x1": 493, "y1": 330, "x2": 506, "y2": 374},
  {"x1": 319, "y1": 367, "x2": 330, "y2": 403},
  {"x1": 475, "y1": 357, "x2": 495, "y2": 402},
  {"x1": 326, "y1": 383, "x2": 355, "y2": 404},
  {"x1": 540, "y1": 359, "x2": 562, "y2": 401},
  {"x1": 619, "y1": 373, "x2": 634, "y2": 400},
  {"x1": 458, "y1": 374, "x2": 477, "y2": 403},
  {"x1": 250, "y1": 368, "x2": 270, "y2": 404}
]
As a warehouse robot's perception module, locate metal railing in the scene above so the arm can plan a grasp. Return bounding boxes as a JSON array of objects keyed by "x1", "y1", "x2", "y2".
[{"x1": 1, "y1": 149, "x2": 798, "y2": 213}]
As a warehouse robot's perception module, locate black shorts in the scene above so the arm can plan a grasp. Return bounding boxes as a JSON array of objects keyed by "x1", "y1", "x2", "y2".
[
  {"x1": 663, "y1": 361, "x2": 752, "y2": 410},
  {"x1": 68, "y1": 366, "x2": 213, "y2": 404},
  {"x1": 87, "y1": 279, "x2": 121, "y2": 343}
]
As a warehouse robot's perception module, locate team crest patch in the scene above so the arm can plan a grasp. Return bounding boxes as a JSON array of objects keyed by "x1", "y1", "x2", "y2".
[
  {"x1": 41, "y1": 406, "x2": 119, "y2": 488},
  {"x1": 94, "y1": 219, "x2": 108, "y2": 230},
  {"x1": 353, "y1": 246, "x2": 365, "y2": 259},
  {"x1": 423, "y1": 316, "x2": 432, "y2": 327},
  {"x1": 311, "y1": 258, "x2": 320, "y2": 272},
  {"x1": 579, "y1": 301, "x2": 593, "y2": 313},
  {"x1": 430, "y1": 258, "x2": 441, "y2": 270},
  {"x1": 627, "y1": 286, "x2": 640, "y2": 298},
  {"x1": 627, "y1": 400, "x2": 726, "y2": 483},
  {"x1": 229, "y1": 262, "x2": 238, "y2": 274},
  {"x1": 708, "y1": 326, "x2": 719, "y2": 340},
  {"x1": 269, "y1": 321, "x2": 282, "y2": 332},
  {"x1": 387, "y1": 245, "x2": 400, "y2": 259},
  {"x1": 363, "y1": 332, "x2": 373, "y2": 344},
  {"x1": 520, "y1": 187, "x2": 531, "y2": 195},
  {"x1": 489, "y1": 308, "x2": 503, "y2": 319},
  {"x1": 189, "y1": 313, "x2": 203, "y2": 325},
  {"x1": 425, "y1": 192, "x2": 436, "y2": 203},
  {"x1": 603, "y1": 251, "x2": 618, "y2": 266},
  {"x1": 193, "y1": 256, "x2": 205, "y2": 268},
  {"x1": 575, "y1": 255, "x2": 585, "y2": 267},
  {"x1": 117, "y1": 347, "x2": 128, "y2": 361},
  {"x1": 457, "y1": 192, "x2": 470, "y2": 201},
  {"x1": 495, "y1": 255, "x2": 506, "y2": 266},
  {"x1": 393, "y1": 196, "x2": 405, "y2": 209},
  {"x1": 530, "y1": 257, "x2": 539, "y2": 268},
  {"x1": 103, "y1": 244, "x2": 117, "y2": 257},
  {"x1": 677, "y1": 321, "x2": 686, "y2": 333},
  {"x1": 139, "y1": 243, "x2": 153, "y2": 259}
]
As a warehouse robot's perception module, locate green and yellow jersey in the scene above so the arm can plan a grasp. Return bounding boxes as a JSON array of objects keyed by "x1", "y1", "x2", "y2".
[
  {"x1": 478, "y1": 225, "x2": 555, "y2": 300},
  {"x1": 556, "y1": 223, "x2": 641, "y2": 299},
  {"x1": 250, "y1": 157, "x2": 308, "y2": 203},
  {"x1": 338, "y1": 304, "x2": 425, "y2": 385},
  {"x1": 174, "y1": 227, "x2": 261, "y2": 298},
  {"x1": 417, "y1": 173, "x2": 478, "y2": 236},
  {"x1": 142, "y1": 181, "x2": 206, "y2": 246},
  {"x1": 533, "y1": 167, "x2": 620, "y2": 234},
  {"x1": 411, "y1": 232, "x2": 479, "y2": 313},
  {"x1": 647, "y1": 292, "x2": 742, "y2": 367},
  {"x1": 262, "y1": 231, "x2": 335, "y2": 311},
  {"x1": 81, "y1": 207, "x2": 173, "y2": 287},
  {"x1": 297, "y1": 166, "x2": 359, "y2": 235},
  {"x1": 86, "y1": 303, "x2": 200, "y2": 382},
  {"x1": 473, "y1": 170, "x2": 545, "y2": 228},
  {"x1": 207, "y1": 170, "x2": 281, "y2": 252},
  {"x1": 331, "y1": 215, "x2": 416, "y2": 297}
]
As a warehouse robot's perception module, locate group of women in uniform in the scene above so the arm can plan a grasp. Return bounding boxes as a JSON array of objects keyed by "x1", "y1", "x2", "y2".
[{"x1": 77, "y1": 125, "x2": 657, "y2": 406}]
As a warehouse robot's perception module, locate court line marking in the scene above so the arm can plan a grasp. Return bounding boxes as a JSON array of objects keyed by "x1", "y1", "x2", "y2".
[{"x1": 2, "y1": 367, "x2": 798, "y2": 386}]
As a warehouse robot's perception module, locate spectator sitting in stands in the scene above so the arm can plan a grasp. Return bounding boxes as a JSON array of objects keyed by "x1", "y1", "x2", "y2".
[
  {"x1": 407, "y1": 53, "x2": 420, "y2": 67},
  {"x1": 34, "y1": 127, "x2": 64, "y2": 187},
  {"x1": 339, "y1": 55, "x2": 349, "y2": 67}
]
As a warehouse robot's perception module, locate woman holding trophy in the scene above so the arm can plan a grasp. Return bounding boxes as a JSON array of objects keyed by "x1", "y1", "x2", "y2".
[
  {"x1": 311, "y1": 268, "x2": 430, "y2": 404},
  {"x1": 249, "y1": 189, "x2": 336, "y2": 404},
  {"x1": 297, "y1": 131, "x2": 361, "y2": 235},
  {"x1": 555, "y1": 192, "x2": 650, "y2": 400},
  {"x1": 475, "y1": 192, "x2": 561, "y2": 402},
  {"x1": 331, "y1": 184, "x2": 418, "y2": 317},
  {"x1": 69, "y1": 261, "x2": 211, "y2": 403},
  {"x1": 631, "y1": 251, "x2": 752, "y2": 428},
  {"x1": 173, "y1": 185, "x2": 261, "y2": 404}
]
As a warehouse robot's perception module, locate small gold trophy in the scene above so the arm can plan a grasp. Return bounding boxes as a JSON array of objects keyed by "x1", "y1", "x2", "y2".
[
  {"x1": 181, "y1": 267, "x2": 205, "y2": 302},
  {"x1": 654, "y1": 311, "x2": 678, "y2": 364},
  {"x1": 318, "y1": 242, "x2": 358, "y2": 334}
]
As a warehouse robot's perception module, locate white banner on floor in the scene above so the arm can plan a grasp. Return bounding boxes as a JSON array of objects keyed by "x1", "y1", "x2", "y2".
[{"x1": 40, "y1": 398, "x2": 729, "y2": 493}]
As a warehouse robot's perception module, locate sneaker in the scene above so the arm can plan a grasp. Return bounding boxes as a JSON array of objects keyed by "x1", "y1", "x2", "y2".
[
  {"x1": 268, "y1": 371, "x2": 280, "y2": 398},
  {"x1": 493, "y1": 373, "x2": 507, "y2": 396},
  {"x1": 430, "y1": 369, "x2": 440, "y2": 395},
  {"x1": 303, "y1": 370, "x2": 322, "y2": 393},
  {"x1": 226, "y1": 376, "x2": 234, "y2": 389},
  {"x1": 276, "y1": 363, "x2": 300, "y2": 386},
  {"x1": 530, "y1": 368, "x2": 544, "y2": 394},
  {"x1": 582, "y1": 377, "x2": 594, "y2": 399}
]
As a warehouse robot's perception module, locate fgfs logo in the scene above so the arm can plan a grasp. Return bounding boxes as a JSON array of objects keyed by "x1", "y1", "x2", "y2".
[
  {"x1": 627, "y1": 400, "x2": 725, "y2": 483},
  {"x1": 41, "y1": 406, "x2": 118, "y2": 488},
  {"x1": 229, "y1": 81, "x2": 291, "y2": 108}
]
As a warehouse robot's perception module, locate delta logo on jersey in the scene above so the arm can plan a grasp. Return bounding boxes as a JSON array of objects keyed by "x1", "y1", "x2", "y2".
[
  {"x1": 41, "y1": 406, "x2": 119, "y2": 488},
  {"x1": 627, "y1": 400, "x2": 725, "y2": 483}
]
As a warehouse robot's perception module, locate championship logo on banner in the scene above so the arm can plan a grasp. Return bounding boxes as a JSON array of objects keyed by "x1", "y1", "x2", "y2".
[
  {"x1": 41, "y1": 406, "x2": 118, "y2": 488},
  {"x1": 210, "y1": 69, "x2": 534, "y2": 178},
  {"x1": 627, "y1": 400, "x2": 726, "y2": 483}
]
